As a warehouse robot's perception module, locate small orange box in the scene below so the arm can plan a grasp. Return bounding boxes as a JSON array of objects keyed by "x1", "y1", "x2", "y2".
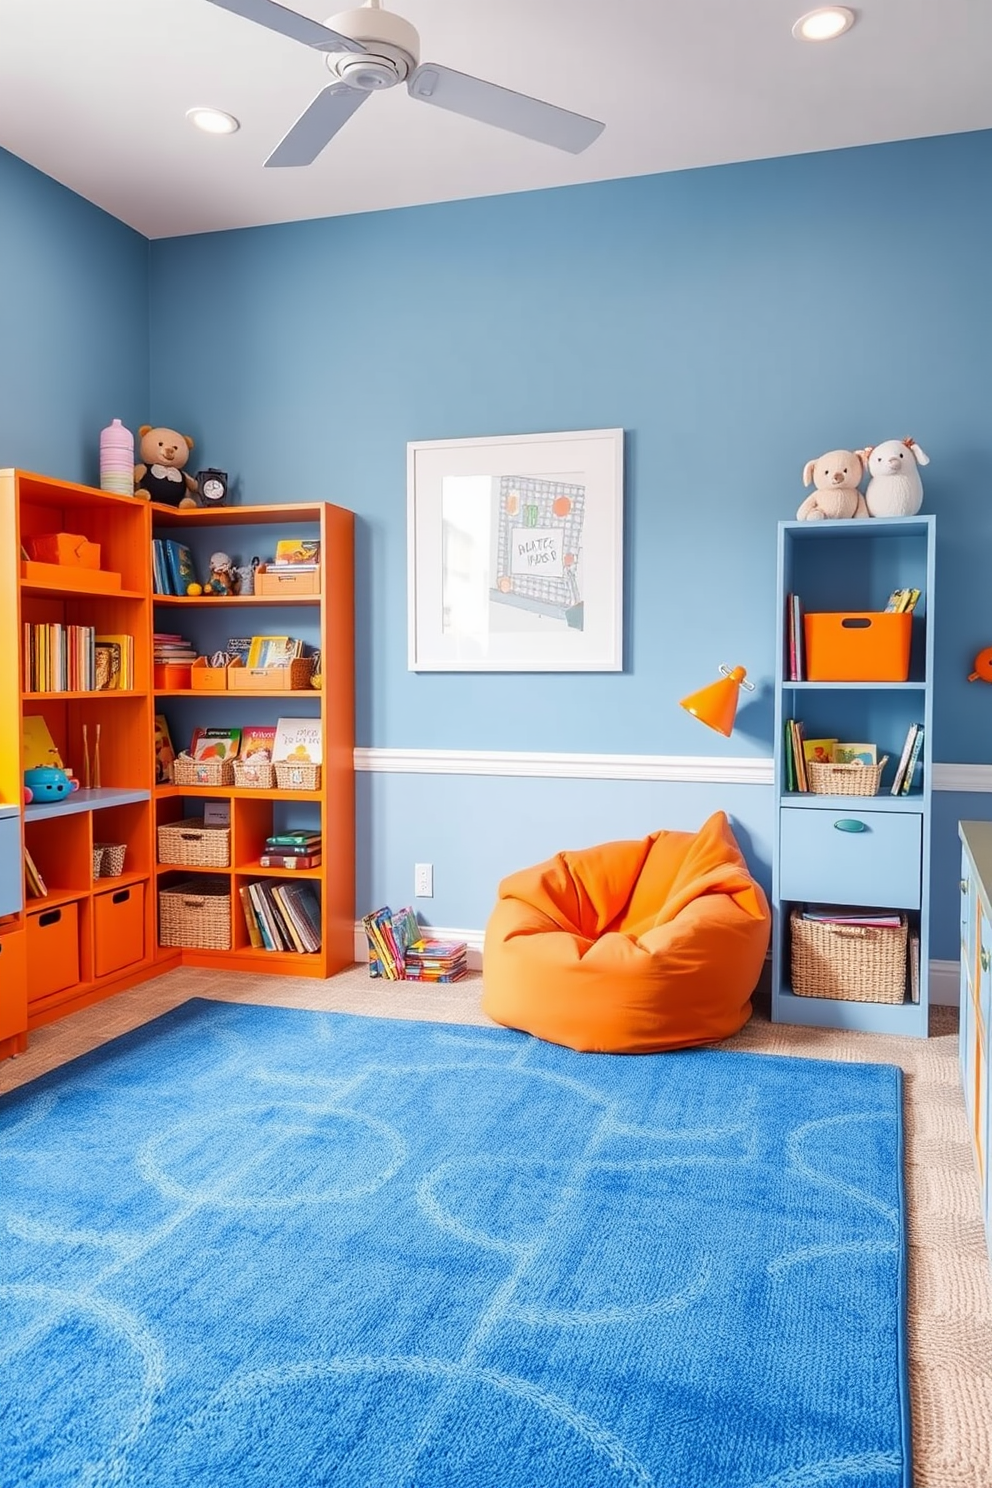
[
  {"x1": 21, "y1": 560, "x2": 122, "y2": 592},
  {"x1": 93, "y1": 882, "x2": 145, "y2": 978},
  {"x1": 25, "y1": 533, "x2": 101, "y2": 569},
  {"x1": 227, "y1": 659, "x2": 313, "y2": 691},
  {"x1": 154, "y1": 663, "x2": 193, "y2": 690},
  {"x1": 255, "y1": 566, "x2": 321, "y2": 596},
  {"x1": 26, "y1": 900, "x2": 80, "y2": 1002},
  {"x1": 190, "y1": 656, "x2": 244, "y2": 691},
  {"x1": 803, "y1": 611, "x2": 912, "y2": 682}
]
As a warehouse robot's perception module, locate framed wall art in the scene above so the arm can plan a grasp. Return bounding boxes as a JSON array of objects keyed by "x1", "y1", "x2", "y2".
[{"x1": 407, "y1": 427, "x2": 624, "y2": 672}]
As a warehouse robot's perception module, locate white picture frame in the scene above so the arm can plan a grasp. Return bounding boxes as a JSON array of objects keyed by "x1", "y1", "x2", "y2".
[{"x1": 407, "y1": 428, "x2": 624, "y2": 672}]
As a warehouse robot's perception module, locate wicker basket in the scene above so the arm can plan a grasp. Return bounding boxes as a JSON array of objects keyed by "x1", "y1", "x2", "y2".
[
  {"x1": 790, "y1": 908, "x2": 907, "y2": 1003},
  {"x1": 232, "y1": 757, "x2": 275, "y2": 790},
  {"x1": 159, "y1": 877, "x2": 231, "y2": 950},
  {"x1": 806, "y1": 756, "x2": 889, "y2": 797},
  {"x1": 92, "y1": 846, "x2": 105, "y2": 879},
  {"x1": 172, "y1": 753, "x2": 236, "y2": 788},
  {"x1": 94, "y1": 842, "x2": 126, "y2": 877},
  {"x1": 157, "y1": 817, "x2": 231, "y2": 868},
  {"x1": 274, "y1": 761, "x2": 322, "y2": 791}
]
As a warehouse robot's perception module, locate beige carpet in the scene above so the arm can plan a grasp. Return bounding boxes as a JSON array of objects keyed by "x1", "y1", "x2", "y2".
[{"x1": 3, "y1": 966, "x2": 990, "y2": 1487}]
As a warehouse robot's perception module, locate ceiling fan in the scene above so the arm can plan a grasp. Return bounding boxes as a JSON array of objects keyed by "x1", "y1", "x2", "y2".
[{"x1": 205, "y1": 0, "x2": 605, "y2": 165}]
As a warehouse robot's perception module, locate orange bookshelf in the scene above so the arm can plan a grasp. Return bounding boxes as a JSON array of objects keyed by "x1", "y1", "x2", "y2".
[{"x1": 0, "y1": 472, "x2": 356, "y2": 1056}]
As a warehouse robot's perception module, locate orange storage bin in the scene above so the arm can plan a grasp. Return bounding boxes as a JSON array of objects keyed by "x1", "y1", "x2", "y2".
[
  {"x1": 154, "y1": 662, "x2": 193, "y2": 690},
  {"x1": 25, "y1": 532, "x2": 101, "y2": 568},
  {"x1": 803, "y1": 611, "x2": 912, "y2": 682},
  {"x1": 26, "y1": 900, "x2": 80, "y2": 1002},
  {"x1": 94, "y1": 882, "x2": 145, "y2": 977},
  {"x1": 0, "y1": 929, "x2": 28, "y2": 1041},
  {"x1": 189, "y1": 656, "x2": 246, "y2": 691},
  {"x1": 255, "y1": 567, "x2": 321, "y2": 596}
]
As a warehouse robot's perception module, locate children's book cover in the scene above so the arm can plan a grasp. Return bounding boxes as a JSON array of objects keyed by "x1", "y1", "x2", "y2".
[
  {"x1": 834, "y1": 742, "x2": 877, "y2": 766},
  {"x1": 154, "y1": 714, "x2": 176, "y2": 784},
  {"x1": 246, "y1": 635, "x2": 300, "y2": 669},
  {"x1": 273, "y1": 539, "x2": 321, "y2": 566},
  {"x1": 22, "y1": 715, "x2": 63, "y2": 769},
  {"x1": 273, "y1": 716, "x2": 322, "y2": 764},
  {"x1": 190, "y1": 726, "x2": 242, "y2": 761},
  {"x1": 241, "y1": 725, "x2": 278, "y2": 758},
  {"x1": 802, "y1": 738, "x2": 837, "y2": 765}
]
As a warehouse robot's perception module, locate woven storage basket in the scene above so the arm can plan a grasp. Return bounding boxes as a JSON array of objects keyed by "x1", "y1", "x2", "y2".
[
  {"x1": 790, "y1": 908, "x2": 907, "y2": 1003},
  {"x1": 157, "y1": 817, "x2": 231, "y2": 868},
  {"x1": 274, "y1": 761, "x2": 321, "y2": 791},
  {"x1": 92, "y1": 846, "x2": 105, "y2": 879},
  {"x1": 172, "y1": 753, "x2": 235, "y2": 788},
  {"x1": 806, "y1": 756, "x2": 889, "y2": 797},
  {"x1": 232, "y1": 757, "x2": 274, "y2": 789},
  {"x1": 159, "y1": 877, "x2": 231, "y2": 950},
  {"x1": 94, "y1": 842, "x2": 126, "y2": 877}
]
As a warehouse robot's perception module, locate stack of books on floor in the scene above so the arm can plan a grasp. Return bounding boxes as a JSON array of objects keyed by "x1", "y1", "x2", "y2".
[
  {"x1": 259, "y1": 830, "x2": 321, "y2": 869},
  {"x1": 363, "y1": 905, "x2": 468, "y2": 981},
  {"x1": 239, "y1": 877, "x2": 321, "y2": 953},
  {"x1": 403, "y1": 939, "x2": 468, "y2": 983}
]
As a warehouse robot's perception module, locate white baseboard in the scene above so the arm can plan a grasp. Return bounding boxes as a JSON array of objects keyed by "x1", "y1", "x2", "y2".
[{"x1": 352, "y1": 927, "x2": 960, "y2": 1009}]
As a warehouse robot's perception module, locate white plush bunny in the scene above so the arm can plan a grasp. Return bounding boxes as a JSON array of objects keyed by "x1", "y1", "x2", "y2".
[{"x1": 864, "y1": 439, "x2": 929, "y2": 517}]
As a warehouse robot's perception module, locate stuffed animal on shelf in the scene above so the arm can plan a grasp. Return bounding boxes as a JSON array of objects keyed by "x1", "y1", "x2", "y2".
[
  {"x1": 206, "y1": 551, "x2": 240, "y2": 595},
  {"x1": 797, "y1": 448, "x2": 869, "y2": 520},
  {"x1": 133, "y1": 426, "x2": 199, "y2": 507},
  {"x1": 864, "y1": 438, "x2": 929, "y2": 517}
]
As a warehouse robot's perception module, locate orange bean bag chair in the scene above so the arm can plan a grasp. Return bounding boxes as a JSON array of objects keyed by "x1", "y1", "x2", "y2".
[{"x1": 482, "y1": 810, "x2": 770, "y2": 1054}]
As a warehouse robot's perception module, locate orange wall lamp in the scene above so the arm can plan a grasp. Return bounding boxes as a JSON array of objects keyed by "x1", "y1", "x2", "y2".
[{"x1": 680, "y1": 665, "x2": 754, "y2": 737}]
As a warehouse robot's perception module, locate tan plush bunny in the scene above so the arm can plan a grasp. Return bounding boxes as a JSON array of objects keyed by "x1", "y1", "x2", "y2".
[{"x1": 797, "y1": 448, "x2": 869, "y2": 520}]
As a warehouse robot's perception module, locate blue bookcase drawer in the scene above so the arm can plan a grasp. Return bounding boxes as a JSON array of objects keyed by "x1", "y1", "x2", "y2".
[
  {"x1": 780, "y1": 806, "x2": 922, "y2": 908},
  {"x1": 0, "y1": 814, "x2": 22, "y2": 917}
]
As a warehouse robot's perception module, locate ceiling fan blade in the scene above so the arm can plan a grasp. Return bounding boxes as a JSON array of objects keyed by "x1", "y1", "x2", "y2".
[
  {"x1": 408, "y1": 63, "x2": 604, "y2": 154},
  {"x1": 265, "y1": 84, "x2": 369, "y2": 167},
  {"x1": 204, "y1": 0, "x2": 366, "y2": 54}
]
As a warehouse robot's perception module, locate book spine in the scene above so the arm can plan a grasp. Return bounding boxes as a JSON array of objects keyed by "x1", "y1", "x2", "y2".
[
  {"x1": 259, "y1": 855, "x2": 321, "y2": 870},
  {"x1": 890, "y1": 723, "x2": 918, "y2": 796},
  {"x1": 901, "y1": 726, "x2": 925, "y2": 794}
]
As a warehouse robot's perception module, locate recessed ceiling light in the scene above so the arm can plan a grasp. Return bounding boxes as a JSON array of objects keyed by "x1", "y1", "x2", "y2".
[
  {"x1": 792, "y1": 7, "x2": 856, "y2": 41},
  {"x1": 186, "y1": 107, "x2": 240, "y2": 136}
]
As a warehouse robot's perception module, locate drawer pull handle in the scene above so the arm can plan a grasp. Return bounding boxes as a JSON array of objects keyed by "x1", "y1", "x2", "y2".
[
  {"x1": 981, "y1": 948, "x2": 990, "y2": 974},
  {"x1": 38, "y1": 909, "x2": 62, "y2": 928},
  {"x1": 833, "y1": 818, "x2": 867, "y2": 833},
  {"x1": 962, "y1": 880, "x2": 969, "y2": 894},
  {"x1": 112, "y1": 889, "x2": 130, "y2": 905}
]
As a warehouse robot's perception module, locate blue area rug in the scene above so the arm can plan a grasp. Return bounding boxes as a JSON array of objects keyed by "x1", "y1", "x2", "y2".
[{"x1": 0, "y1": 999, "x2": 909, "y2": 1488}]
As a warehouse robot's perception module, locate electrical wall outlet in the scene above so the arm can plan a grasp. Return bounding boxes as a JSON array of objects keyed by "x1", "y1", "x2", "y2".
[{"x1": 414, "y1": 862, "x2": 433, "y2": 898}]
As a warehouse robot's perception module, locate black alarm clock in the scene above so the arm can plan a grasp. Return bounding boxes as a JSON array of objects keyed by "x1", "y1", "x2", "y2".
[{"x1": 195, "y1": 468, "x2": 230, "y2": 507}]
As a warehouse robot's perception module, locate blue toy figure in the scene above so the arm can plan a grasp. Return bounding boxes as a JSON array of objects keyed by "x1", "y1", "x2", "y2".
[{"x1": 24, "y1": 766, "x2": 73, "y2": 804}]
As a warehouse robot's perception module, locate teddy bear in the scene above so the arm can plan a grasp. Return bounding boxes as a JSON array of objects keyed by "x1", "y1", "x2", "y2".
[
  {"x1": 863, "y1": 439, "x2": 929, "y2": 517},
  {"x1": 133, "y1": 426, "x2": 200, "y2": 507},
  {"x1": 796, "y1": 448, "x2": 869, "y2": 520}
]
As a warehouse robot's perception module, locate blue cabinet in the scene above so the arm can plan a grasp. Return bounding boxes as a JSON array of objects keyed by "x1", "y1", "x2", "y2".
[{"x1": 771, "y1": 517, "x2": 935, "y2": 1037}]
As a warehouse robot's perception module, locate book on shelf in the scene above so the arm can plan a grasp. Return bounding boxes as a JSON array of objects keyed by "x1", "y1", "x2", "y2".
[
  {"x1": 908, "y1": 929, "x2": 921, "y2": 1003},
  {"x1": 23, "y1": 845, "x2": 47, "y2": 898},
  {"x1": 226, "y1": 637, "x2": 253, "y2": 665},
  {"x1": 788, "y1": 720, "x2": 808, "y2": 792},
  {"x1": 802, "y1": 905, "x2": 904, "y2": 927},
  {"x1": 244, "y1": 879, "x2": 321, "y2": 953},
  {"x1": 23, "y1": 623, "x2": 96, "y2": 692},
  {"x1": 271, "y1": 539, "x2": 321, "y2": 568},
  {"x1": 241, "y1": 725, "x2": 277, "y2": 759},
  {"x1": 190, "y1": 726, "x2": 242, "y2": 761},
  {"x1": 259, "y1": 853, "x2": 321, "y2": 870},
  {"x1": 22, "y1": 715, "x2": 63, "y2": 770},
  {"x1": 833, "y1": 742, "x2": 877, "y2": 766},
  {"x1": 802, "y1": 737, "x2": 837, "y2": 766},
  {"x1": 164, "y1": 540, "x2": 196, "y2": 596},
  {"x1": 245, "y1": 635, "x2": 304, "y2": 669},
  {"x1": 265, "y1": 838, "x2": 321, "y2": 854},
  {"x1": 890, "y1": 723, "x2": 921, "y2": 795},
  {"x1": 154, "y1": 715, "x2": 176, "y2": 785},
  {"x1": 884, "y1": 587, "x2": 921, "y2": 614},
  {"x1": 239, "y1": 884, "x2": 264, "y2": 949},
  {"x1": 95, "y1": 634, "x2": 134, "y2": 691},
  {"x1": 273, "y1": 716, "x2": 322, "y2": 765},
  {"x1": 900, "y1": 724, "x2": 925, "y2": 794}
]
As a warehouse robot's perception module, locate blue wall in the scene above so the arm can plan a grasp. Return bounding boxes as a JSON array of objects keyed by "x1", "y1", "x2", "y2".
[
  {"x1": 0, "y1": 148, "x2": 149, "y2": 483},
  {"x1": 146, "y1": 129, "x2": 992, "y2": 945},
  {"x1": 4, "y1": 132, "x2": 991, "y2": 953}
]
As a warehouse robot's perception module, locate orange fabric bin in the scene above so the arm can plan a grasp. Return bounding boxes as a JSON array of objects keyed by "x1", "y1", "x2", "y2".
[
  {"x1": 803, "y1": 611, "x2": 912, "y2": 682},
  {"x1": 26, "y1": 901, "x2": 80, "y2": 1001},
  {"x1": 94, "y1": 882, "x2": 145, "y2": 977}
]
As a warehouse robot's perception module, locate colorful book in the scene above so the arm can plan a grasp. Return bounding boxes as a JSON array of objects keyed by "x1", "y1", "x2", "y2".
[
  {"x1": 190, "y1": 726, "x2": 242, "y2": 761},
  {"x1": 258, "y1": 854, "x2": 321, "y2": 870},
  {"x1": 834, "y1": 742, "x2": 877, "y2": 766},
  {"x1": 239, "y1": 883, "x2": 264, "y2": 948},
  {"x1": 164, "y1": 540, "x2": 196, "y2": 596},
  {"x1": 890, "y1": 723, "x2": 920, "y2": 796},
  {"x1": 802, "y1": 737, "x2": 837, "y2": 766},
  {"x1": 272, "y1": 539, "x2": 321, "y2": 566},
  {"x1": 22, "y1": 714, "x2": 63, "y2": 770},
  {"x1": 246, "y1": 635, "x2": 301, "y2": 669},
  {"x1": 154, "y1": 714, "x2": 176, "y2": 784},
  {"x1": 241, "y1": 725, "x2": 278, "y2": 759},
  {"x1": 273, "y1": 716, "x2": 322, "y2": 765},
  {"x1": 900, "y1": 725, "x2": 925, "y2": 794}
]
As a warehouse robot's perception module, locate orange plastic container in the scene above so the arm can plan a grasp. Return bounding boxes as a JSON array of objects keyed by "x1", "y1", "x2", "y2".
[
  {"x1": 803, "y1": 611, "x2": 912, "y2": 682},
  {"x1": 94, "y1": 882, "x2": 145, "y2": 977},
  {"x1": 154, "y1": 662, "x2": 193, "y2": 690},
  {"x1": 26, "y1": 900, "x2": 80, "y2": 1001}
]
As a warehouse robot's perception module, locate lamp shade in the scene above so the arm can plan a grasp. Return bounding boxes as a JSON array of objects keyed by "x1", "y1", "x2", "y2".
[{"x1": 680, "y1": 665, "x2": 752, "y2": 737}]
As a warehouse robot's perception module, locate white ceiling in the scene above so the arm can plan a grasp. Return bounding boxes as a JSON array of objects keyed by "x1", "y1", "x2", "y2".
[{"x1": 1, "y1": 0, "x2": 990, "y2": 240}]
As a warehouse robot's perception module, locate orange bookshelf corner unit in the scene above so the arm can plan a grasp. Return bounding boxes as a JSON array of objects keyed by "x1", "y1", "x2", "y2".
[{"x1": 0, "y1": 470, "x2": 355, "y2": 1056}]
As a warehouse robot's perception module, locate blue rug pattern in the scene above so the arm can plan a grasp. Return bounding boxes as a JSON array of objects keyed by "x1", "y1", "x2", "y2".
[{"x1": 0, "y1": 999, "x2": 909, "y2": 1487}]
